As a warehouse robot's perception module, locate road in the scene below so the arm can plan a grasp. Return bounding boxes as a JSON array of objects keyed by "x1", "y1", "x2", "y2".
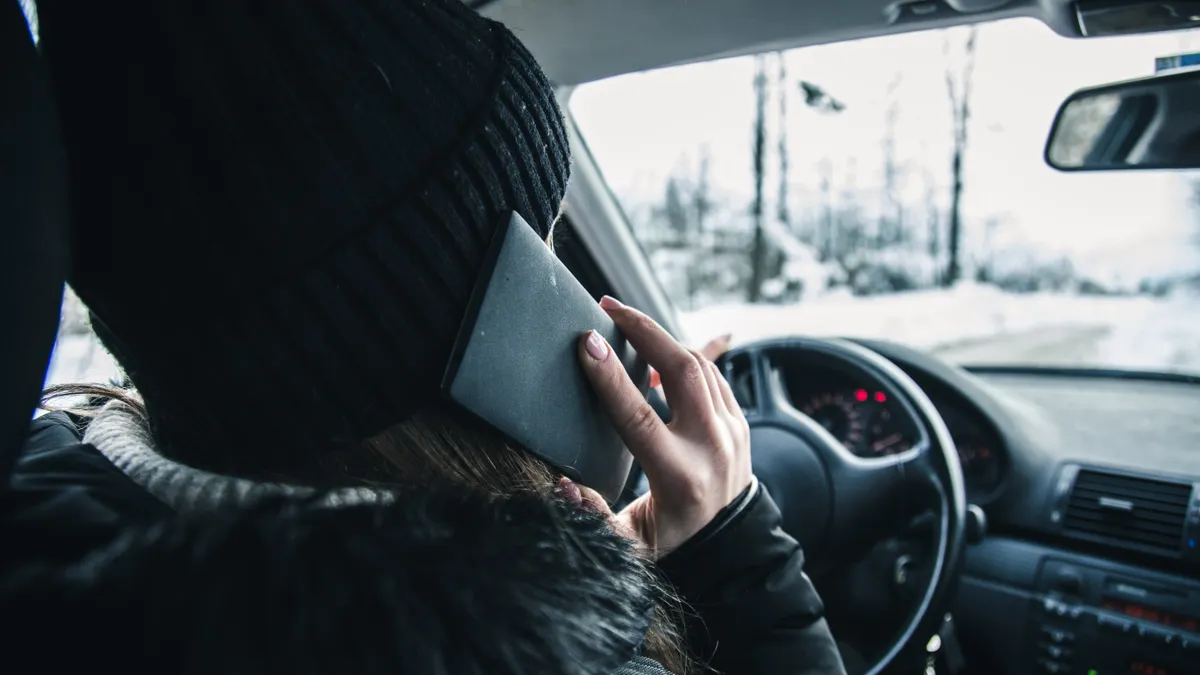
[{"x1": 930, "y1": 324, "x2": 1113, "y2": 367}]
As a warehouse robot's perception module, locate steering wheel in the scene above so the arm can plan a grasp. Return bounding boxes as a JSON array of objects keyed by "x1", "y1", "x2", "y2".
[{"x1": 716, "y1": 337, "x2": 968, "y2": 675}]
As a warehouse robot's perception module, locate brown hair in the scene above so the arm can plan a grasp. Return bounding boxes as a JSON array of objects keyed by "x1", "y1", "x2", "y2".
[{"x1": 40, "y1": 384, "x2": 692, "y2": 673}]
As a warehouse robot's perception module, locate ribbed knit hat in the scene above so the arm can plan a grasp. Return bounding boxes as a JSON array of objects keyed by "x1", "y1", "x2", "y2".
[{"x1": 37, "y1": 0, "x2": 571, "y2": 477}]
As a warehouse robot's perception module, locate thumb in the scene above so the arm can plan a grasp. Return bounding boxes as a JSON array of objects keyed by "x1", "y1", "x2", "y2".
[{"x1": 700, "y1": 333, "x2": 733, "y2": 361}]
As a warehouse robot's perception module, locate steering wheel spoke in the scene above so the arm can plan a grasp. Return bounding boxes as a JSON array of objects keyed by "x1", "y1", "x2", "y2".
[
  {"x1": 718, "y1": 338, "x2": 967, "y2": 675},
  {"x1": 761, "y1": 361, "x2": 938, "y2": 553}
]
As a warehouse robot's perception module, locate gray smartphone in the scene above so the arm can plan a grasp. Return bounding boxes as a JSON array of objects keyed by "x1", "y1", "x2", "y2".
[{"x1": 441, "y1": 212, "x2": 650, "y2": 502}]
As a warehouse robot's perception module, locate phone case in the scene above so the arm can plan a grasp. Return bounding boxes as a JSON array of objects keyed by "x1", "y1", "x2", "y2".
[{"x1": 442, "y1": 212, "x2": 650, "y2": 502}]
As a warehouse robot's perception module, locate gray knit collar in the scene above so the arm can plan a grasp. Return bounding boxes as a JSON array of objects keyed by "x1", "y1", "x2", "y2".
[{"x1": 84, "y1": 403, "x2": 394, "y2": 513}]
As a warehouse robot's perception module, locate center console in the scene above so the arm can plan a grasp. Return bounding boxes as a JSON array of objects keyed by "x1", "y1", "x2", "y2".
[{"x1": 1030, "y1": 559, "x2": 1200, "y2": 674}]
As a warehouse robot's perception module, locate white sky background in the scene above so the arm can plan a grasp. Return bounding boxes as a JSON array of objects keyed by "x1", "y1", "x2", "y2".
[{"x1": 570, "y1": 18, "x2": 1200, "y2": 285}]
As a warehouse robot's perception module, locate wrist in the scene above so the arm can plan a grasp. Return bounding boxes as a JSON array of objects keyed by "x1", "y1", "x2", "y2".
[{"x1": 658, "y1": 476, "x2": 759, "y2": 562}]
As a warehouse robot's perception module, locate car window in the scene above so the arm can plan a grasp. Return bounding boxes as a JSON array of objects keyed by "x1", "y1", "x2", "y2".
[{"x1": 569, "y1": 18, "x2": 1200, "y2": 376}]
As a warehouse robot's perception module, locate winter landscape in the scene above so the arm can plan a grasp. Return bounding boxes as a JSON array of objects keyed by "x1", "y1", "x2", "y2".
[{"x1": 43, "y1": 19, "x2": 1200, "y2": 392}]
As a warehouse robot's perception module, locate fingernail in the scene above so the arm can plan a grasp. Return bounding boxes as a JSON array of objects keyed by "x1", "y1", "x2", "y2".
[
  {"x1": 584, "y1": 330, "x2": 610, "y2": 361},
  {"x1": 553, "y1": 477, "x2": 583, "y2": 506},
  {"x1": 599, "y1": 295, "x2": 624, "y2": 311}
]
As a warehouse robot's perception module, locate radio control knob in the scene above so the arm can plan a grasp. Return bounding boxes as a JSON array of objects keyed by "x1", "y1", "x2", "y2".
[{"x1": 1054, "y1": 568, "x2": 1085, "y2": 597}]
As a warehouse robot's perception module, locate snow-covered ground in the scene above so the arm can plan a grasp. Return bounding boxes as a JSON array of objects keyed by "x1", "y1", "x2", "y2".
[
  {"x1": 42, "y1": 283, "x2": 1200, "y2": 394},
  {"x1": 680, "y1": 283, "x2": 1200, "y2": 376},
  {"x1": 43, "y1": 330, "x2": 124, "y2": 388}
]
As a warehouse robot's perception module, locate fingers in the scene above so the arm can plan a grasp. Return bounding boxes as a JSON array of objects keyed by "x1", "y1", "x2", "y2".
[
  {"x1": 695, "y1": 352, "x2": 726, "y2": 414},
  {"x1": 716, "y1": 365, "x2": 741, "y2": 415},
  {"x1": 651, "y1": 333, "x2": 731, "y2": 396},
  {"x1": 599, "y1": 296, "x2": 714, "y2": 421},
  {"x1": 699, "y1": 333, "x2": 733, "y2": 361},
  {"x1": 577, "y1": 329, "x2": 670, "y2": 464}
]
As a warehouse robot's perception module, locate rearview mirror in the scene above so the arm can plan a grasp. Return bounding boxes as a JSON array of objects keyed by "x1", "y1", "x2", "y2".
[{"x1": 1045, "y1": 67, "x2": 1200, "y2": 172}]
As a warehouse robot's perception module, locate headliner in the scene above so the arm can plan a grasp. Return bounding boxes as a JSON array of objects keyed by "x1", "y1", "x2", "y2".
[{"x1": 475, "y1": 0, "x2": 1080, "y2": 86}]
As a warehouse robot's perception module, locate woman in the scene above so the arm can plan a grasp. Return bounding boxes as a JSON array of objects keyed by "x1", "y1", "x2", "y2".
[{"x1": 22, "y1": 0, "x2": 845, "y2": 673}]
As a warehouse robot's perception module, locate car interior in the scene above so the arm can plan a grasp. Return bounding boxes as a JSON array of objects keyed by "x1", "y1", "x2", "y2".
[
  {"x1": 8, "y1": 1, "x2": 1200, "y2": 675},
  {"x1": 477, "y1": 2, "x2": 1200, "y2": 675}
]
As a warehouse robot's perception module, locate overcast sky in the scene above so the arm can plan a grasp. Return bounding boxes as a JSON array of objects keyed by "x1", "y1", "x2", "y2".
[{"x1": 570, "y1": 18, "x2": 1200, "y2": 284}]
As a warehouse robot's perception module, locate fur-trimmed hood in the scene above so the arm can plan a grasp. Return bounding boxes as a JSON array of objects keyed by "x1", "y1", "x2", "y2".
[
  {"x1": 3, "y1": 407, "x2": 670, "y2": 674},
  {"x1": 5, "y1": 481, "x2": 667, "y2": 674}
]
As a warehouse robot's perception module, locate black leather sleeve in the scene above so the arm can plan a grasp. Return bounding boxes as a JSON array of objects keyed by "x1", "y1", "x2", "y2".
[{"x1": 657, "y1": 482, "x2": 846, "y2": 675}]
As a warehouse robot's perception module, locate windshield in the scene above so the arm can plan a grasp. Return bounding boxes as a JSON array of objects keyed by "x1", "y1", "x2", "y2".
[{"x1": 569, "y1": 19, "x2": 1200, "y2": 376}]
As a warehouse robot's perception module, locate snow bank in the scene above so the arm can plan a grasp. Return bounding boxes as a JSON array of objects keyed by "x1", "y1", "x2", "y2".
[
  {"x1": 681, "y1": 283, "x2": 1200, "y2": 376},
  {"x1": 44, "y1": 333, "x2": 123, "y2": 388}
]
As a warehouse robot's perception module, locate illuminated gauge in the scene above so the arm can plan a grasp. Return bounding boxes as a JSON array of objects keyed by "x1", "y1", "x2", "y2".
[
  {"x1": 957, "y1": 438, "x2": 1002, "y2": 494},
  {"x1": 799, "y1": 391, "x2": 865, "y2": 450},
  {"x1": 864, "y1": 406, "x2": 913, "y2": 457}
]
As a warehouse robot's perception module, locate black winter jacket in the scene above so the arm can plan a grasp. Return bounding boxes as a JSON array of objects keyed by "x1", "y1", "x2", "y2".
[{"x1": 2, "y1": 411, "x2": 845, "y2": 675}]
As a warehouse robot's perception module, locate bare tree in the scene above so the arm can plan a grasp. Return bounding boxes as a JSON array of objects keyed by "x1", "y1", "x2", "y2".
[
  {"x1": 974, "y1": 215, "x2": 1001, "y2": 283},
  {"x1": 818, "y1": 158, "x2": 835, "y2": 262},
  {"x1": 795, "y1": 80, "x2": 846, "y2": 259},
  {"x1": 694, "y1": 146, "x2": 712, "y2": 234},
  {"x1": 776, "y1": 53, "x2": 791, "y2": 232},
  {"x1": 746, "y1": 57, "x2": 845, "y2": 301},
  {"x1": 880, "y1": 72, "x2": 904, "y2": 248},
  {"x1": 748, "y1": 55, "x2": 770, "y2": 302},
  {"x1": 663, "y1": 177, "x2": 688, "y2": 237},
  {"x1": 943, "y1": 26, "x2": 978, "y2": 287},
  {"x1": 1188, "y1": 179, "x2": 1200, "y2": 253},
  {"x1": 831, "y1": 159, "x2": 869, "y2": 287},
  {"x1": 924, "y1": 168, "x2": 942, "y2": 277}
]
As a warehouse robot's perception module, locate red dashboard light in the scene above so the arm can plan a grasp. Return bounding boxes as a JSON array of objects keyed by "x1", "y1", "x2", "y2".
[
  {"x1": 1101, "y1": 598, "x2": 1198, "y2": 632},
  {"x1": 855, "y1": 389, "x2": 868, "y2": 402},
  {"x1": 1129, "y1": 661, "x2": 1169, "y2": 675},
  {"x1": 874, "y1": 391, "x2": 887, "y2": 403}
]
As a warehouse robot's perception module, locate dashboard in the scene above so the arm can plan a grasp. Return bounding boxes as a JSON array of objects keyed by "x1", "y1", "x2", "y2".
[
  {"x1": 773, "y1": 362, "x2": 1007, "y2": 501},
  {"x1": 807, "y1": 339, "x2": 1200, "y2": 675},
  {"x1": 730, "y1": 351, "x2": 1011, "y2": 502},
  {"x1": 659, "y1": 335, "x2": 1200, "y2": 675}
]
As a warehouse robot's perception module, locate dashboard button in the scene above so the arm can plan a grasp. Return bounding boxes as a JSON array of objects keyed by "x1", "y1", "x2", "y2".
[
  {"x1": 1041, "y1": 627, "x2": 1076, "y2": 644},
  {"x1": 1041, "y1": 644, "x2": 1072, "y2": 660},
  {"x1": 1038, "y1": 658, "x2": 1069, "y2": 674}
]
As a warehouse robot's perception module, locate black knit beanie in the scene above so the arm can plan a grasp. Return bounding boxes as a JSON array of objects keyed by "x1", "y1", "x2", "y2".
[{"x1": 36, "y1": 0, "x2": 571, "y2": 477}]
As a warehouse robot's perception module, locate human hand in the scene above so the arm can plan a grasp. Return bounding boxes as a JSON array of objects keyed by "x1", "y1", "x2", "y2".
[
  {"x1": 648, "y1": 333, "x2": 731, "y2": 390},
  {"x1": 571, "y1": 296, "x2": 752, "y2": 557}
]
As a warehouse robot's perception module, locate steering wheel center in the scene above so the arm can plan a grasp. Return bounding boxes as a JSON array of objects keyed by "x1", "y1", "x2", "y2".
[{"x1": 749, "y1": 425, "x2": 834, "y2": 552}]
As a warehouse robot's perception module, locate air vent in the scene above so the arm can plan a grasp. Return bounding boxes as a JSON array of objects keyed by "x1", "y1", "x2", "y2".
[
  {"x1": 723, "y1": 353, "x2": 756, "y2": 411},
  {"x1": 1063, "y1": 470, "x2": 1191, "y2": 556}
]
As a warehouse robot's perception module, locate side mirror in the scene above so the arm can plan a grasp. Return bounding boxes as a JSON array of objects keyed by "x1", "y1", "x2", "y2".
[{"x1": 1045, "y1": 67, "x2": 1200, "y2": 172}]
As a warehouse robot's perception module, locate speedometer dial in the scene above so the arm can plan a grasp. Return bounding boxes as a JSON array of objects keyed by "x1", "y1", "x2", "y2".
[
  {"x1": 798, "y1": 392, "x2": 865, "y2": 449},
  {"x1": 863, "y1": 407, "x2": 913, "y2": 456},
  {"x1": 955, "y1": 436, "x2": 1002, "y2": 494}
]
